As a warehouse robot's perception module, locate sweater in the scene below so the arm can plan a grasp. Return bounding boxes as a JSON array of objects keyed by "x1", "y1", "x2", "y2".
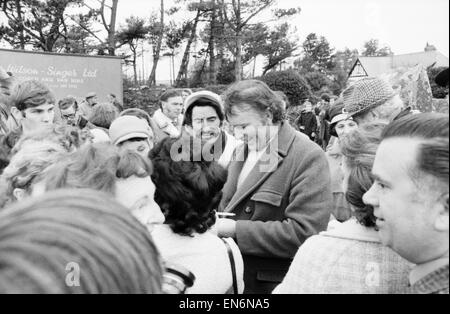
[{"x1": 151, "y1": 224, "x2": 244, "y2": 294}]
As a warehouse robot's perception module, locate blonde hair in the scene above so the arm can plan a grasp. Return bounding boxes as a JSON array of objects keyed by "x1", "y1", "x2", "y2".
[
  {"x1": 0, "y1": 140, "x2": 67, "y2": 207},
  {"x1": 41, "y1": 143, "x2": 152, "y2": 196}
]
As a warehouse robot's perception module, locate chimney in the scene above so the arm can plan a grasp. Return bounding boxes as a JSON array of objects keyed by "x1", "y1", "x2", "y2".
[{"x1": 424, "y1": 42, "x2": 437, "y2": 52}]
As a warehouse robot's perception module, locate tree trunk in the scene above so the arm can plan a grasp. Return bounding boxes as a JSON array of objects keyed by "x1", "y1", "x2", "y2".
[
  {"x1": 149, "y1": 0, "x2": 164, "y2": 86},
  {"x1": 235, "y1": 29, "x2": 243, "y2": 81},
  {"x1": 234, "y1": 0, "x2": 243, "y2": 81},
  {"x1": 132, "y1": 45, "x2": 138, "y2": 85},
  {"x1": 175, "y1": 8, "x2": 201, "y2": 87},
  {"x1": 15, "y1": 0, "x2": 25, "y2": 49},
  {"x1": 208, "y1": 0, "x2": 217, "y2": 85},
  {"x1": 108, "y1": 0, "x2": 119, "y2": 56},
  {"x1": 215, "y1": 4, "x2": 225, "y2": 78}
]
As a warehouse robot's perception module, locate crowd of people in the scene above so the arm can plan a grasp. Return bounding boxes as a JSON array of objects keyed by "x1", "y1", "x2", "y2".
[{"x1": 0, "y1": 64, "x2": 448, "y2": 294}]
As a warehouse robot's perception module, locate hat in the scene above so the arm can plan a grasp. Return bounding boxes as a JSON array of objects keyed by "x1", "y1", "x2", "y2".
[
  {"x1": 109, "y1": 116, "x2": 151, "y2": 146},
  {"x1": 435, "y1": 68, "x2": 449, "y2": 87},
  {"x1": 86, "y1": 92, "x2": 97, "y2": 100},
  {"x1": 184, "y1": 90, "x2": 223, "y2": 113},
  {"x1": 328, "y1": 103, "x2": 354, "y2": 137},
  {"x1": 343, "y1": 77, "x2": 395, "y2": 117},
  {"x1": 183, "y1": 91, "x2": 224, "y2": 125}
]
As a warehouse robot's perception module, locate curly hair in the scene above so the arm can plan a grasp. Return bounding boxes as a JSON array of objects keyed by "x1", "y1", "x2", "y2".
[
  {"x1": 339, "y1": 122, "x2": 387, "y2": 227},
  {"x1": 41, "y1": 142, "x2": 152, "y2": 196},
  {"x1": 12, "y1": 122, "x2": 89, "y2": 155},
  {"x1": 149, "y1": 136, "x2": 227, "y2": 236}
]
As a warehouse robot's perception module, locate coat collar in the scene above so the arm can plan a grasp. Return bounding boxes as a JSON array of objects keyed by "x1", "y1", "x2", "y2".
[{"x1": 223, "y1": 122, "x2": 297, "y2": 212}]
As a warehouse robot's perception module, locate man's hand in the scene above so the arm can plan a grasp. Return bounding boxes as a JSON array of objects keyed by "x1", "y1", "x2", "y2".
[{"x1": 216, "y1": 218, "x2": 237, "y2": 238}]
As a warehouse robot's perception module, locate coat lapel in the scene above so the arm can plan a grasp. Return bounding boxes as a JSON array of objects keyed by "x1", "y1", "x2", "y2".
[
  {"x1": 224, "y1": 147, "x2": 282, "y2": 213},
  {"x1": 221, "y1": 122, "x2": 298, "y2": 213}
]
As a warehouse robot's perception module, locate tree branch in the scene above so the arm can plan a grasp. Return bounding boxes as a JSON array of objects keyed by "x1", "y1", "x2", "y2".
[
  {"x1": 242, "y1": 1, "x2": 273, "y2": 27},
  {"x1": 65, "y1": 14, "x2": 105, "y2": 44}
]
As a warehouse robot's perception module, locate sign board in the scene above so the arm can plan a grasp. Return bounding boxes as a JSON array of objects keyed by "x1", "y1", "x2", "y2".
[{"x1": 0, "y1": 48, "x2": 123, "y2": 104}]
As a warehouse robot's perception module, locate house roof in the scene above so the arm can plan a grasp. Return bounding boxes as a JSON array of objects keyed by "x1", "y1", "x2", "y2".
[{"x1": 349, "y1": 50, "x2": 449, "y2": 79}]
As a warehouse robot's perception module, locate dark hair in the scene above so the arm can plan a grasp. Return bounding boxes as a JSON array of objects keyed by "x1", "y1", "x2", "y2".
[
  {"x1": 58, "y1": 96, "x2": 78, "y2": 111},
  {"x1": 12, "y1": 80, "x2": 55, "y2": 111},
  {"x1": 149, "y1": 137, "x2": 227, "y2": 236},
  {"x1": 89, "y1": 103, "x2": 118, "y2": 129},
  {"x1": 382, "y1": 113, "x2": 449, "y2": 188},
  {"x1": 320, "y1": 93, "x2": 331, "y2": 102},
  {"x1": 222, "y1": 80, "x2": 285, "y2": 124},
  {"x1": 160, "y1": 89, "x2": 183, "y2": 102},
  {"x1": 0, "y1": 135, "x2": 9, "y2": 175},
  {"x1": 0, "y1": 189, "x2": 163, "y2": 293},
  {"x1": 41, "y1": 143, "x2": 152, "y2": 196},
  {"x1": 340, "y1": 123, "x2": 386, "y2": 227},
  {"x1": 183, "y1": 98, "x2": 224, "y2": 126},
  {"x1": 120, "y1": 108, "x2": 152, "y2": 125}
]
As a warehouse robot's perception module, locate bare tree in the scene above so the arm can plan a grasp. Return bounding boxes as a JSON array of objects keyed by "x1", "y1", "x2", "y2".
[{"x1": 148, "y1": 0, "x2": 164, "y2": 86}]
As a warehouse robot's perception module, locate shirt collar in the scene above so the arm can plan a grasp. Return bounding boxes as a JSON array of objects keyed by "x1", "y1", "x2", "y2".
[{"x1": 409, "y1": 255, "x2": 449, "y2": 286}]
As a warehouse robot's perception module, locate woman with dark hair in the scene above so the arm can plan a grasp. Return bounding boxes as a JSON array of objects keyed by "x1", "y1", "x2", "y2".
[
  {"x1": 0, "y1": 189, "x2": 164, "y2": 293},
  {"x1": 326, "y1": 100, "x2": 359, "y2": 223},
  {"x1": 274, "y1": 123, "x2": 412, "y2": 294},
  {"x1": 150, "y1": 136, "x2": 244, "y2": 294}
]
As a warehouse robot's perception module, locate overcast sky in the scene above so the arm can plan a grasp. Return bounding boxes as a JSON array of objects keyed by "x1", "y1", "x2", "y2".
[{"x1": 114, "y1": 0, "x2": 449, "y2": 56}]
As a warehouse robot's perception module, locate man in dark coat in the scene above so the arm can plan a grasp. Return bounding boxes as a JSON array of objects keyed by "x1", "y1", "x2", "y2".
[
  {"x1": 296, "y1": 101, "x2": 317, "y2": 141},
  {"x1": 217, "y1": 80, "x2": 332, "y2": 294}
]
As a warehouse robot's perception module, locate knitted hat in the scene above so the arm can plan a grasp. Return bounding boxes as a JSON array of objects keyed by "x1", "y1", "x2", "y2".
[
  {"x1": 109, "y1": 116, "x2": 151, "y2": 146},
  {"x1": 343, "y1": 77, "x2": 395, "y2": 117},
  {"x1": 184, "y1": 90, "x2": 223, "y2": 114},
  {"x1": 183, "y1": 91, "x2": 224, "y2": 125}
]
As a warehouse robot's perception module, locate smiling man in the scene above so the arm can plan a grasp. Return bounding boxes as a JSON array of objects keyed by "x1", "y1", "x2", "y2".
[
  {"x1": 182, "y1": 90, "x2": 241, "y2": 168},
  {"x1": 363, "y1": 113, "x2": 449, "y2": 294}
]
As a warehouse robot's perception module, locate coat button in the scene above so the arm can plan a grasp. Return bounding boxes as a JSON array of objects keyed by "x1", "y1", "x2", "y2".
[{"x1": 244, "y1": 206, "x2": 252, "y2": 214}]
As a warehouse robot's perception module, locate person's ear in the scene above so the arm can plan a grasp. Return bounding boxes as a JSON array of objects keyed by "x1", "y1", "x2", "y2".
[
  {"x1": 265, "y1": 109, "x2": 273, "y2": 124},
  {"x1": 13, "y1": 188, "x2": 26, "y2": 201},
  {"x1": 10, "y1": 106, "x2": 24, "y2": 120},
  {"x1": 183, "y1": 124, "x2": 194, "y2": 136},
  {"x1": 434, "y1": 193, "x2": 449, "y2": 232}
]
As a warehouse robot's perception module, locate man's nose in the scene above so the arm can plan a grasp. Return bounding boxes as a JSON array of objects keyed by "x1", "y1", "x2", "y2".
[{"x1": 362, "y1": 184, "x2": 378, "y2": 207}]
